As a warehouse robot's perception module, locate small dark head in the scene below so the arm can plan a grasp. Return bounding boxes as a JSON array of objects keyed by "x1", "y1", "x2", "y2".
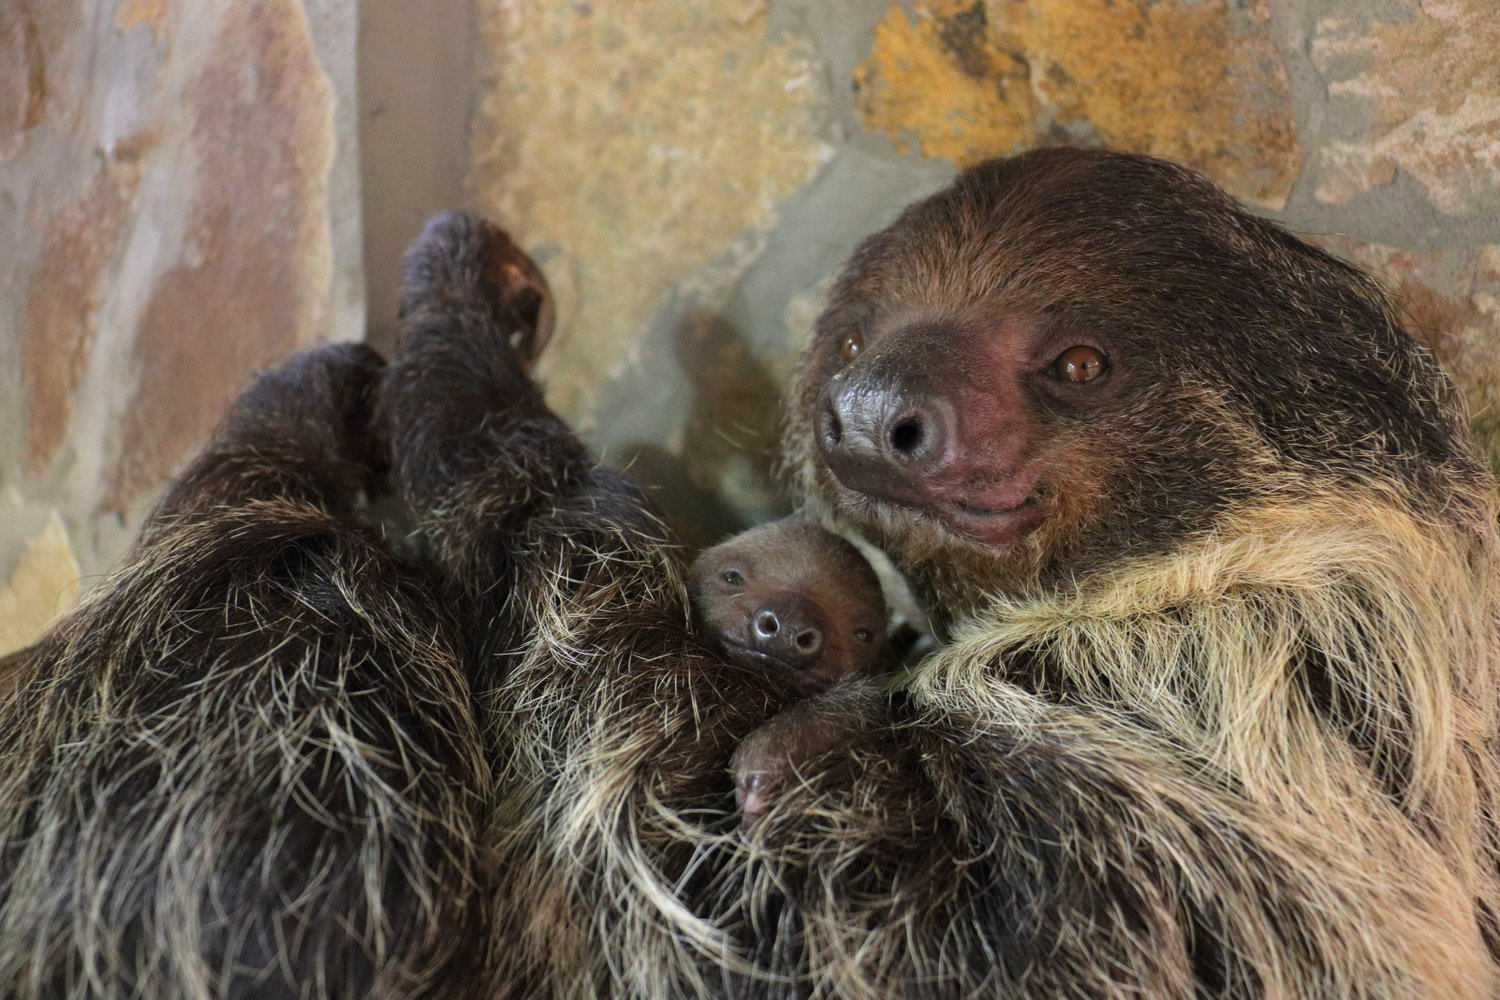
[
  {"x1": 690, "y1": 518, "x2": 888, "y2": 692},
  {"x1": 788, "y1": 147, "x2": 1484, "y2": 619}
]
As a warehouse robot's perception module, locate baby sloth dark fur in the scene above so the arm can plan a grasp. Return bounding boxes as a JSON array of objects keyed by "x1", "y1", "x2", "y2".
[{"x1": 689, "y1": 518, "x2": 892, "y2": 824}]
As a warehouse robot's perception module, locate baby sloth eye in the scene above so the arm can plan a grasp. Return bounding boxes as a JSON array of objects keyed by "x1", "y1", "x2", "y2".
[
  {"x1": 854, "y1": 628, "x2": 874, "y2": 643},
  {"x1": 722, "y1": 569, "x2": 744, "y2": 586},
  {"x1": 1053, "y1": 345, "x2": 1108, "y2": 383},
  {"x1": 840, "y1": 331, "x2": 865, "y2": 365}
]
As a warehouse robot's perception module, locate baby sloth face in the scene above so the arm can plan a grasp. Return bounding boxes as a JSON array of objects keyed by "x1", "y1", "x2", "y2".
[{"x1": 689, "y1": 518, "x2": 889, "y2": 694}]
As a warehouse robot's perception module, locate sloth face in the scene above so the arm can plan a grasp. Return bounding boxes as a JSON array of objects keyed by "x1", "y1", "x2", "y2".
[
  {"x1": 787, "y1": 147, "x2": 1475, "y2": 617},
  {"x1": 690, "y1": 519, "x2": 887, "y2": 692}
]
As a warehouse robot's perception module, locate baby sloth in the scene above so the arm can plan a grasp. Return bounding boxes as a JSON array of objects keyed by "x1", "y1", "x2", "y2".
[{"x1": 690, "y1": 518, "x2": 891, "y2": 825}]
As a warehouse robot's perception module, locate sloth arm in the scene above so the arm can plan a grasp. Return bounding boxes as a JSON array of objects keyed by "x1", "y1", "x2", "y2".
[
  {"x1": 381, "y1": 215, "x2": 799, "y2": 997},
  {"x1": 729, "y1": 668, "x2": 1477, "y2": 999},
  {"x1": 0, "y1": 344, "x2": 495, "y2": 998}
]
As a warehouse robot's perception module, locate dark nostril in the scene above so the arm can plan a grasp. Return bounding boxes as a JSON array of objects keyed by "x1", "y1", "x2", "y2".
[
  {"x1": 821, "y1": 397, "x2": 843, "y2": 447},
  {"x1": 889, "y1": 416, "x2": 924, "y2": 455},
  {"x1": 754, "y1": 611, "x2": 780, "y2": 637},
  {"x1": 794, "y1": 629, "x2": 822, "y2": 653}
]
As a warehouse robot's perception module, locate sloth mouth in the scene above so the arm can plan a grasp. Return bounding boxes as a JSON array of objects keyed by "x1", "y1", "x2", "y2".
[
  {"x1": 837, "y1": 476, "x2": 1045, "y2": 546},
  {"x1": 936, "y1": 494, "x2": 1045, "y2": 545},
  {"x1": 717, "y1": 639, "x2": 829, "y2": 695},
  {"x1": 718, "y1": 639, "x2": 796, "y2": 672}
]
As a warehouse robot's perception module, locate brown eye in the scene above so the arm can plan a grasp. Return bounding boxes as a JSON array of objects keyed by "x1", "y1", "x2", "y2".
[
  {"x1": 1053, "y1": 345, "x2": 1107, "y2": 383},
  {"x1": 722, "y1": 569, "x2": 744, "y2": 586},
  {"x1": 840, "y1": 331, "x2": 865, "y2": 364},
  {"x1": 854, "y1": 628, "x2": 874, "y2": 643}
]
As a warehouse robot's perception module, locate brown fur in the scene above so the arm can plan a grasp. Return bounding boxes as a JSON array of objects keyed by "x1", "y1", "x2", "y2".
[
  {"x1": 0, "y1": 340, "x2": 497, "y2": 998},
  {"x1": 690, "y1": 518, "x2": 892, "y2": 824},
  {"x1": 491, "y1": 150, "x2": 1500, "y2": 997},
  {"x1": 689, "y1": 517, "x2": 889, "y2": 689},
  {"x1": 4, "y1": 147, "x2": 1496, "y2": 999}
]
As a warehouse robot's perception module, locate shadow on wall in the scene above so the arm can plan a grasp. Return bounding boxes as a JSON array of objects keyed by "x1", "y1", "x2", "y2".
[{"x1": 621, "y1": 310, "x2": 790, "y2": 553}]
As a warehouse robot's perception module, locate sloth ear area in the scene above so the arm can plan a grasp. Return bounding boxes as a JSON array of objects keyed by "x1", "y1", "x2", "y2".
[{"x1": 496, "y1": 259, "x2": 556, "y2": 372}]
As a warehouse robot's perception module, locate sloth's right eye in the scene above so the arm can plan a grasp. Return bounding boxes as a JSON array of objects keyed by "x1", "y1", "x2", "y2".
[
  {"x1": 723, "y1": 569, "x2": 744, "y2": 586},
  {"x1": 1052, "y1": 345, "x2": 1108, "y2": 383},
  {"x1": 840, "y1": 331, "x2": 865, "y2": 365}
]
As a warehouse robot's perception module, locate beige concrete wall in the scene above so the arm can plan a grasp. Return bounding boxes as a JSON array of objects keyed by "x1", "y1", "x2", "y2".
[{"x1": 4, "y1": 0, "x2": 1499, "y2": 648}]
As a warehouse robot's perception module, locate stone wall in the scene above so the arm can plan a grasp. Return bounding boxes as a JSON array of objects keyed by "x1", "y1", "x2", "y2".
[
  {"x1": 5, "y1": 0, "x2": 1499, "y2": 650},
  {"x1": 0, "y1": 0, "x2": 362, "y2": 652}
]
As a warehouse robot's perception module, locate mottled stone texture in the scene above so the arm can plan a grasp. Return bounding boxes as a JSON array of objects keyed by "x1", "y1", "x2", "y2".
[
  {"x1": 1312, "y1": 0, "x2": 1500, "y2": 215},
  {"x1": 856, "y1": 0, "x2": 1301, "y2": 208},
  {"x1": 0, "y1": 0, "x2": 358, "y2": 652},
  {"x1": 470, "y1": 0, "x2": 830, "y2": 426}
]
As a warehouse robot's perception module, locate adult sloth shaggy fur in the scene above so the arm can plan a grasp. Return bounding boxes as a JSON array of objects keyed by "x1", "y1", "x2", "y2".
[
  {"x1": 1, "y1": 147, "x2": 1497, "y2": 999},
  {"x1": 497, "y1": 148, "x2": 1500, "y2": 998}
]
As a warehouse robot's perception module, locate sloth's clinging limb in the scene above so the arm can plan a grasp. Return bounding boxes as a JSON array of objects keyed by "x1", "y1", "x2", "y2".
[
  {"x1": 0, "y1": 339, "x2": 500, "y2": 998},
  {"x1": 376, "y1": 214, "x2": 802, "y2": 998}
]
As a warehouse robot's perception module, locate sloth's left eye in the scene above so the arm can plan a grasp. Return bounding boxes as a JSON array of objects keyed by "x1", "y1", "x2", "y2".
[
  {"x1": 1053, "y1": 345, "x2": 1108, "y2": 383},
  {"x1": 840, "y1": 331, "x2": 865, "y2": 365},
  {"x1": 723, "y1": 569, "x2": 744, "y2": 586},
  {"x1": 854, "y1": 628, "x2": 874, "y2": 642}
]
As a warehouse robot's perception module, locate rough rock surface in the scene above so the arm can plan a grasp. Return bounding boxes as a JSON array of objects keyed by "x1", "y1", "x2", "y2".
[{"x1": 0, "y1": 0, "x2": 358, "y2": 651}]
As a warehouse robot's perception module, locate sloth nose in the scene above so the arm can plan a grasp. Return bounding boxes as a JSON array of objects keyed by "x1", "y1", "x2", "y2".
[
  {"x1": 750, "y1": 602, "x2": 824, "y2": 669},
  {"x1": 815, "y1": 365, "x2": 953, "y2": 505}
]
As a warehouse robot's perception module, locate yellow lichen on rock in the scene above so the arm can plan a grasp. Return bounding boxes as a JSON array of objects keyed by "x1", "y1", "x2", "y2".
[
  {"x1": 0, "y1": 514, "x2": 81, "y2": 657},
  {"x1": 469, "y1": 0, "x2": 828, "y2": 426},
  {"x1": 854, "y1": 0, "x2": 1035, "y2": 163},
  {"x1": 855, "y1": 0, "x2": 1300, "y2": 208},
  {"x1": 1019, "y1": 0, "x2": 1299, "y2": 208}
]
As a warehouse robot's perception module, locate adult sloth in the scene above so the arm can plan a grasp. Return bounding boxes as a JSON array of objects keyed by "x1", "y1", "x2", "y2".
[{"x1": 497, "y1": 148, "x2": 1500, "y2": 998}]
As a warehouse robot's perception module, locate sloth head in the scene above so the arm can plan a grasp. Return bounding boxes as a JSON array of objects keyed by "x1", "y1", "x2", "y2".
[
  {"x1": 690, "y1": 518, "x2": 888, "y2": 692},
  {"x1": 787, "y1": 147, "x2": 1485, "y2": 620}
]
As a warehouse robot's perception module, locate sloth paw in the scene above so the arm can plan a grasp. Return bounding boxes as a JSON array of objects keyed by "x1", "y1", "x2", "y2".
[
  {"x1": 734, "y1": 769, "x2": 778, "y2": 828},
  {"x1": 399, "y1": 211, "x2": 555, "y2": 373},
  {"x1": 731, "y1": 706, "x2": 858, "y2": 829}
]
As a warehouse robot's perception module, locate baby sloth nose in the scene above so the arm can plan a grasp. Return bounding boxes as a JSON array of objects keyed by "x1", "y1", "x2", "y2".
[{"x1": 750, "y1": 601, "x2": 824, "y2": 669}]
